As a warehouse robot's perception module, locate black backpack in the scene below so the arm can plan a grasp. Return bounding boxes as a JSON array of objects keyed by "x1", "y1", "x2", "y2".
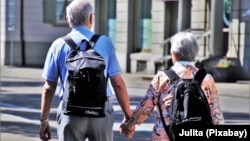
[
  {"x1": 158, "y1": 68, "x2": 213, "y2": 141},
  {"x1": 62, "y1": 34, "x2": 108, "y2": 117}
]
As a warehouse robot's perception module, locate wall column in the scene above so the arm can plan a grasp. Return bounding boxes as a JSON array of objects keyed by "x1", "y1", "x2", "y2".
[
  {"x1": 210, "y1": 0, "x2": 224, "y2": 57},
  {"x1": 116, "y1": 0, "x2": 129, "y2": 72},
  {"x1": 177, "y1": 0, "x2": 191, "y2": 32},
  {"x1": 0, "y1": 0, "x2": 6, "y2": 66}
]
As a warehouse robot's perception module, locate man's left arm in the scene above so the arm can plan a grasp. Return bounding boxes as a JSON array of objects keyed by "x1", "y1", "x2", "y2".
[{"x1": 39, "y1": 80, "x2": 57, "y2": 141}]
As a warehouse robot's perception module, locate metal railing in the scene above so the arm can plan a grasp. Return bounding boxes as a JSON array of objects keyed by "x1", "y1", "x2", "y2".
[
  {"x1": 159, "y1": 28, "x2": 209, "y2": 57},
  {"x1": 159, "y1": 27, "x2": 237, "y2": 58}
]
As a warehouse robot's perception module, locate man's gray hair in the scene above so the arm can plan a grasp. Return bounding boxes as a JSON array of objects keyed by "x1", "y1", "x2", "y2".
[
  {"x1": 170, "y1": 32, "x2": 199, "y2": 61},
  {"x1": 66, "y1": 0, "x2": 93, "y2": 27}
]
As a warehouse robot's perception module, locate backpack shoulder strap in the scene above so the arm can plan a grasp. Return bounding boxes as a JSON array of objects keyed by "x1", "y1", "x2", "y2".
[
  {"x1": 62, "y1": 36, "x2": 78, "y2": 50},
  {"x1": 164, "y1": 68, "x2": 207, "y2": 84},
  {"x1": 194, "y1": 69, "x2": 207, "y2": 84},
  {"x1": 62, "y1": 34, "x2": 101, "y2": 50},
  {"x1": 157, "y1": 68, "x2": 180, "y2": 138},
  {"x1": 88, "y1": 34, "x2": 101, "y2": 49},
  {"x1": 163, "y1": 68, "x2": 180, "y2": 83}
]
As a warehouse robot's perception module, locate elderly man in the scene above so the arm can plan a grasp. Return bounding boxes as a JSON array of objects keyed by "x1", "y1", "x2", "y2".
[{"x1": 39, "y1": 0, "x2": 133, "y2": 141}]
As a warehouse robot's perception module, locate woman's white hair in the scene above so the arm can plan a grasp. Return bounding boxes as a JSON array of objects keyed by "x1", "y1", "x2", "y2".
[
  {"x1": 170, "y1": 32, "x2": 199, "y2": 61},
  {"x1": 66, "y1": 0, "x2": 93, "y2": 27}
]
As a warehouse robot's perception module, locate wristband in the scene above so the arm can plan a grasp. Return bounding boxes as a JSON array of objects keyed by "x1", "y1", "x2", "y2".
[{"x1": 39, "y1": 117, "x2": 49, "y2": 122}]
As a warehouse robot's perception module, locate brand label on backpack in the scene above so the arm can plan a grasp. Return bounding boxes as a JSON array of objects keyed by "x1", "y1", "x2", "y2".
[{"x1": 62, "y1": 35, "x2": 107, "y2": 117}]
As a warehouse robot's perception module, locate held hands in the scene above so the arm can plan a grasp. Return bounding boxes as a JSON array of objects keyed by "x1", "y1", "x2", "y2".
[{"x1": 119, "y1": 118, "x2": 136, "y2": 138}]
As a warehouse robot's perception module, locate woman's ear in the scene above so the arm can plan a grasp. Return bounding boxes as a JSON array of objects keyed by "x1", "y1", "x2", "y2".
[
  {"x1": 171, "y1": 51, "x2": 178, "y2": 64},
  {"x1": 65, "y1": 15, "x2": 69, "y2": 22}
]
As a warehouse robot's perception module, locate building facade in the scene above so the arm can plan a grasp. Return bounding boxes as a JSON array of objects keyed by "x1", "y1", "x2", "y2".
[{"x1": 0, "y1": 0, "x2": 249, "y2": 80}]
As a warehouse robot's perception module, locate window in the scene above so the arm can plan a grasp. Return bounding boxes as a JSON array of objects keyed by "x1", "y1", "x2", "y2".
[
  {"x1": 7, "y1": 0, "x2": 16, "y2": 30},
  {"x1": 223, "y1": 0, "x2": 231, "y2": 27},
  {"x1": 43, "y1": 0, "x2": 72, "y2": 26}
]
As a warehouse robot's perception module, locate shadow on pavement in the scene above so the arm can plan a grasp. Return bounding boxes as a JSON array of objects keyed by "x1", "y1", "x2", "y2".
[
  {"x1": 1, "y1": 79, "x2": 249, "y2": 141},
  {"x1": 1, "y1": 81, "x2": 44, "y2": 87},
  {"x1": 1, "y1": 121, "x2": 58, "y2": 140},
  {"x1": 113, "y1": 130, "x2": 152, "y2": 141},
  {"x1": 223, "y1": 112, "x2": 250, "y2": 121}
]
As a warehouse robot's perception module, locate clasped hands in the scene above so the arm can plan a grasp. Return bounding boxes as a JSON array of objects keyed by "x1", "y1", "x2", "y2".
[{"x1": 119, "y1": 117, "x2": 136, "y2": 138}]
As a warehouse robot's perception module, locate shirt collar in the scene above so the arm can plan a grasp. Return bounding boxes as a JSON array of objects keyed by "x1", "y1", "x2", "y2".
[
  {"x1": 71, "y1": 26, "x2": 94, "y2": 39},
  {"x1": 176, "y1": 61, "x2": 195, "y2": 67},
  {"x1": 171, "y1": 61, "x2": 197, "y2": 79}
]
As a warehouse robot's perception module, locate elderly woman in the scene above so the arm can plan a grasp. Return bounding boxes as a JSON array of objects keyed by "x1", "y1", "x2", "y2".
[{"x1": 120, "y1": 32, "x2": 225, "y2": 140}]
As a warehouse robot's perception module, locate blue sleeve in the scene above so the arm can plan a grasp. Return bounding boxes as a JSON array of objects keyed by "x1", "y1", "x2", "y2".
[
  {"x1": 94, "y1": 36, "x2": 122, "y2": 77},
  {"x1": 107, "y1": 40, "x2": 122, "y2": 77},
  {"x1": 42, "y1": 39, "x2": 64, "y2": 82}
]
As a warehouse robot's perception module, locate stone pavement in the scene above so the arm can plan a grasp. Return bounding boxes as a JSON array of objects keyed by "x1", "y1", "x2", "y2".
[
  {"x1": 0, "y1": 66, "x2": 249, "y2": 141},
  {"x1": 1, "y1": 66, "x2": 249, "y2": 98}
]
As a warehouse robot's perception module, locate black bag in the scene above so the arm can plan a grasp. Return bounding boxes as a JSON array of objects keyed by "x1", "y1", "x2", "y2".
[
  {"x1": 62, "y1": 34, "x2": 108, "y2": 117},
  {"x1": 158, "y1": 68, "x2": 213, "y2": 141}
]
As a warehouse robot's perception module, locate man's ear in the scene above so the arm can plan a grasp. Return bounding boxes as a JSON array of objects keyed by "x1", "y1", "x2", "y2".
[{"x1": 89, "y1": 13, "x2": 94, "y2": 25}]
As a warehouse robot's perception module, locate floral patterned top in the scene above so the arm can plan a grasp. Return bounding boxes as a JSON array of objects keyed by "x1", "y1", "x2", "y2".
[{"x1": 127, "y1": 61, "x2": 225, "y2": 141}]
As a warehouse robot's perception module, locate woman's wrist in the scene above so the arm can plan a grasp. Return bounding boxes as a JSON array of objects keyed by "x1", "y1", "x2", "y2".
[
  {"x1": 123, "y1": 117, "x2": 130, "y2": 122},
  {"x1": 124, "y1": 116, "x2": 136, "y2": 124}
]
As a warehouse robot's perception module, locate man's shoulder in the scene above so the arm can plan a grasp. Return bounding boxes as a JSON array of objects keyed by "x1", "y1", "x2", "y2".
[
  {"x1": 53, "y1": 37, "x2": 65, "y2": 44},
  {"x1": 95, "y1": 34, "x2": 110, "y2": 42},
  {"x1": 49, "y1": 37, "x2": 66, "y2": 51},
  {"x1": 93, "y1": 34, "x2": 114, "y2": 48}
]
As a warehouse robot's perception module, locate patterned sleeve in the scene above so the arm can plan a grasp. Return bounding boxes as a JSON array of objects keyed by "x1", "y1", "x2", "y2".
[
  {"x1": 201, "y1": 74, "x2": 225, "y2": 125},
  {"x1": 130, "y1": 72, "x2": 165, "y2": 125}
]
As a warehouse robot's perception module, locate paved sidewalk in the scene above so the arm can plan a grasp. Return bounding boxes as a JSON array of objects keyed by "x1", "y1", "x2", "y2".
[
  {"x1": 1, "y1": 66, "x2": 249, "y2": 98},
  {"x1": 0, "y1": 66, "x2": 249, "y2": 141}
]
